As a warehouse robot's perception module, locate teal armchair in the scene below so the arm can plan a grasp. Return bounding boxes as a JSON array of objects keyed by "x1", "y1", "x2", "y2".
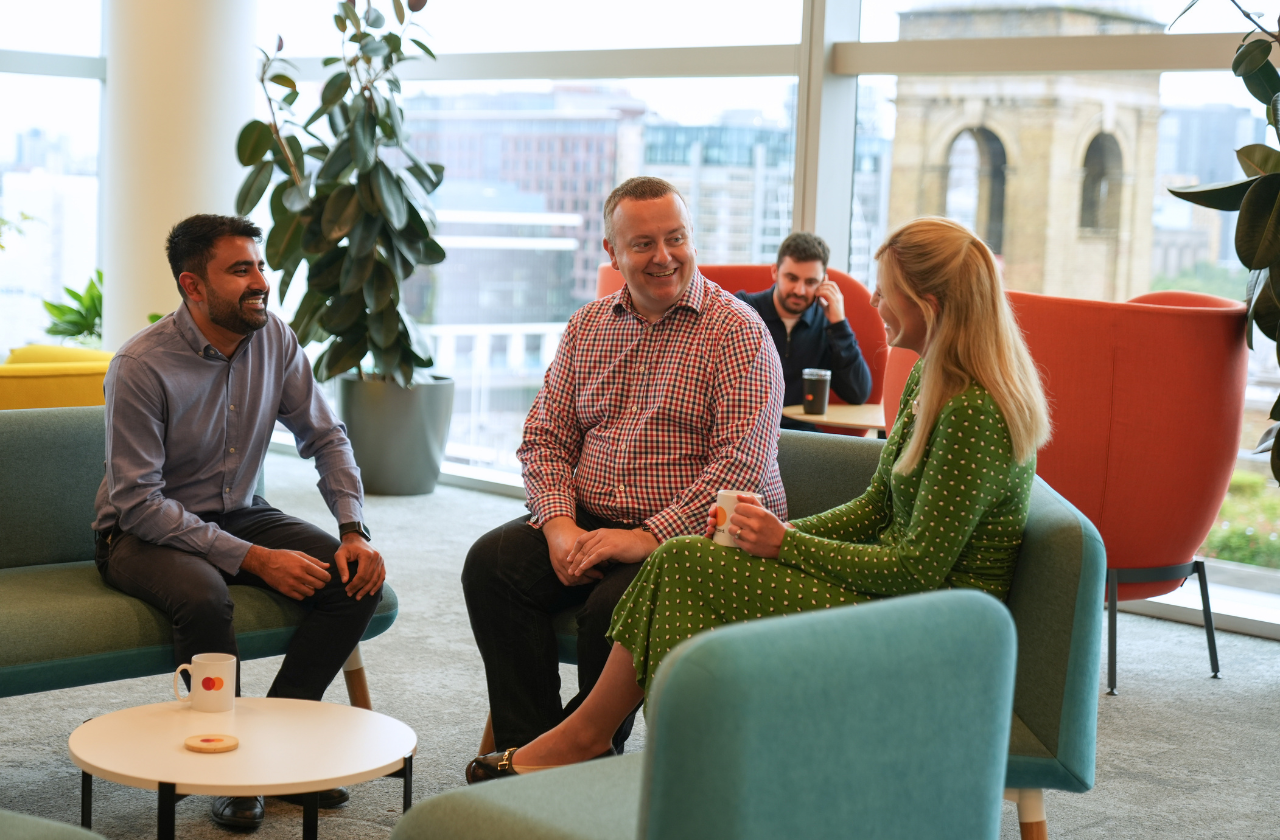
[
  {"x1": 545, "y1": 430, "x2": 1104, "y2": 838},
  {"x1": 394, "y1": 589, "x2": 1018, "y2": 840}
]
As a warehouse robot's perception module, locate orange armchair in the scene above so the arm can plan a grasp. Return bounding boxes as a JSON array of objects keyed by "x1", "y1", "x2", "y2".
[{"x1": 595, "y1": 264, "x2": 889, "y2": 407}]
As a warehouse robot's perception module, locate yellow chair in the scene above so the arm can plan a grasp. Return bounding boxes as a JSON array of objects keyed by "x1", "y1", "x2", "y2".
[{"x1": 0, "y1": 344, "x2": 113, "y2": 410}]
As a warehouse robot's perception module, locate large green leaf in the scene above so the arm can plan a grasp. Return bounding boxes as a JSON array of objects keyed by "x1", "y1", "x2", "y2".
[
  {"x1": 410, "y1": 37, "x2": 434, "y2": 58},
  {"x1": 273, "y1": 134, "x2": 306, "y2": 179},
  {"x1": 1247, "y1": 268, "x2": 1270, "y2": 350},
  {"x1": 307, "y1": 246, "x2": 347, "y2": 294},
  {"x1": 360, "y1": 37, "x2": 390, "y2": 57},
  {"x1": 348, "y1": 214, "x2": 381, "y2": 256},
  {"x1": 290, "y1": 288, "x2": 329, "y2": 344},
  {"x1": 1237, "y1": 173, "x2": 1280, "y2": 269},
  {"x1": 305, "y1": 71, "x2": 352, "y2": 128},
  {"x1": 364, "y1": 6, "x2": 385, "y2": 27},
  {"x1": 363, "y1": 262, "x2": 400, "y2": 313},
  {"x1": 339, "y1": 249, "x2": 377, "y2": 295},
  {"x1": 237, "y1": 121, "x2": 274, "y2": 166},
  {"x1": 339, "y1": 2, "x2": 362, "y2": 30},
  {"x1": 356, "y1": 170, "x2": 379, "y2": 213},
  {"x1": 301, "y1": 211, "x2": 329, "y2": 254},
  {"x1": 372, "y1": 162, "x2": 408, "y2": 230},
  {"x1": 1234, "y1": 39, "x2": 1273, "y2": 76},
  {"x1": 321, "y1": 184, "x2": 362, "y2": 241},
  {"x1": 1238, "y1": 144, "x2": 1280, "y2": 177},
  {"x1": 393, "y1": 0, "x2": 406, "y2": 24},
  {"x1": 387, "y1": 94, "x2": 404, "y2": 142},
  {"x1": 421, "y1": 236, "x2": 446, "y2": 266},
  {"x1": 387, "y1": 222, "x2": 423, "y2": 266},
  {"x1": 317, "y1": 137, "x2": 353, "y2": 182},
  {"x1": 266, "y1": 207, "x2": 307, "y2": 270},
  {"x1": 321, "y1": 292, "x2": 365, "y2": 335},
  {"x1": 1243, "y1": 63, "x2": 1280, "y2": 107},
  {"x1": 235, "y1": 160, "x2": 274, "y2": 215},
  {"x1": 323, "y1": 333, "x2": 369, "y2": 380},
  {"x1": 366, "y1": 301, "x2": 401, "y2": 349},
  {"x1": 278, "y1": 249, "x2": 305, "y2": 301},
  {"x1": 1249, "y1": 266, "x2": 1280, "y2": 349},
  {"x1": 370, "y1": 340, "x2": 402, "y2": 379},
  {"x1": 351, "y1": 102, "x2": 377, "y2": 172},
  {"x1": 1168, "y1": 177, "x2": 1257, "y2": 211},
  {"x1": 328, "y1": 102, "x2": 350, "y2": 139}
]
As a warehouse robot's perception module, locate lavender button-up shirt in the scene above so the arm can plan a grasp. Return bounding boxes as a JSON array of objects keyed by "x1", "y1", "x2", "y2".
[{"x1": 92, "y1": 303, "x2": 363, "y2": 574}]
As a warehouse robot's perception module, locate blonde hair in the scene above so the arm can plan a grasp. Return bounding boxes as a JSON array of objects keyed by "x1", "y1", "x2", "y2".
[{"x1": 875, "y1": 217, "x2": 1050, "y2": 474}]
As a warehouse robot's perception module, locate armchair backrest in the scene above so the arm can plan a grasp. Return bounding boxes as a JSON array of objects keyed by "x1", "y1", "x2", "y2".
[
  {"x1": 596, "y1": 263, "x2": 888, "y2": 405},
  {"x1": 641, "y1": 589, "x2": 1016, "y2": 840}
]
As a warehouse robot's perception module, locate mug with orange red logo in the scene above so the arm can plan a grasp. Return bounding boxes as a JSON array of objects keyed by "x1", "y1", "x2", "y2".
[{"x1": 174, "y1": 653, "x2": 236, "y2": 712}]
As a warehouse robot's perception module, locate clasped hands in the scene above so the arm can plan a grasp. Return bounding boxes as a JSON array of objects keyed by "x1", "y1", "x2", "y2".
[
  {"x1": 241, "y1": 532, "x2": 386, "y2": 601},
  {"x1": 544, "y1": 516, "x2": 659, "y2": 586}
]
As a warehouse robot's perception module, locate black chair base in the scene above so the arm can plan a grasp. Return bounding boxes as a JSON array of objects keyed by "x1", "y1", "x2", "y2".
[{"x1": 1105, "y1": 560, "x2": 1220, "y2": 695}]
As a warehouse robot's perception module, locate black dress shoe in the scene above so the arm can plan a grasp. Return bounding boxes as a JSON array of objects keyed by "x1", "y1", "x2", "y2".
[
  {"x1": 275, "y1": 787, "x2": 350, "y2": 808},
  {"x1": 465, "y1": 746, "x2": 617, "y2": 784},
  {"x1": 210, "y1": 795, "x2": 264, "y2": 829}
]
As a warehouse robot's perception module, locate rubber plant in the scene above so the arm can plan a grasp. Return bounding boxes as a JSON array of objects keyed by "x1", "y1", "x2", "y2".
[
  {"x1": 234, "y1": 0, "x2": 444, "y2": 388},
  {"x1": 1168, "y1": 0, "x2": 1280, "y2": 475},
  {"x1": 43, "y1": 269, "x2": 103, "y2": 345}
]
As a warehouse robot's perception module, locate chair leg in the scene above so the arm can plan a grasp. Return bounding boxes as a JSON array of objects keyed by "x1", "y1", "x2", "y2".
[
  {"x1": 1107, "y1": 569, "x2": 1119, "y2": 696},
  {"x1": 1005, "y1": 788, "x2": 1048, "y2": 840},
  {"x1": 1193, "y1": 560, "x2": 1221, "y2": 679},
  {"x1": 343, "y1": 645, "x2": 372, "y2": 710},
  {"x1": 478, "y1": 712, "x2": 495, "y2": 756}
]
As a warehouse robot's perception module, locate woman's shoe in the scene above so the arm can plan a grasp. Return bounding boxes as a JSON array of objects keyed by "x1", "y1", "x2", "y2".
[
  {"x1": 465, "y1": 747, "x2": 519, "y2": 783},
  {"x1": 465, "y1": 745, "x2": 618, "y2": 784}
]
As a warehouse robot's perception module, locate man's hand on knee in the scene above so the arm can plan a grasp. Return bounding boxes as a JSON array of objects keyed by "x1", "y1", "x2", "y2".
[
  {"x1": 567, "y1": 528, "x2": 659, "y2": 578},
  {"x1": 335, "y1": 533, "x2": 386, "y2": 600},
  {"x1": 543, "y1": 516, "x2": 601, "y2": 586},
  {"x1": 241, "y1": 546, "x2": 331, "y2": 600}
]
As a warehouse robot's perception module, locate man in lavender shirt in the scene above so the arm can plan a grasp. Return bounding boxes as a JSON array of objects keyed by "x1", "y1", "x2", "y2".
[{"x1": 92, "y1": 214, "x2": 385, "y2": 829}]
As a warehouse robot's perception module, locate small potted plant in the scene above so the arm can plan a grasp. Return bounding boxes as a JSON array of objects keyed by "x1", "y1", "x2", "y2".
[{"x1": 234, "y1": 0, "x2": 452, "y2": 495}]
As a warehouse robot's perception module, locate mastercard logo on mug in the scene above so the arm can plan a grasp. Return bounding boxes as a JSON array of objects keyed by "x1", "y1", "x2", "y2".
[{"x1": 201, "y1": 677, "x2": 225, "y2": 691}]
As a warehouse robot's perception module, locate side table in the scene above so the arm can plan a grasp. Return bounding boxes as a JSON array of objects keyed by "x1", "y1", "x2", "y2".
[{"x1": 69, "y1": 697, "x2": 417, "y2": 840}]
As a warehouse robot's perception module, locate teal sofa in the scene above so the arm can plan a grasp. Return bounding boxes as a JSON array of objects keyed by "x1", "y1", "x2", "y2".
[
  {"x1": 538, "y1": 429, "x2": 1105, "y2": 837},
  {"x1": 0, "y1": 406, "x2": 398, "y2": 699},
  {"x1": 395, "y1": 589, "x2": 1019, "y2": 840}
]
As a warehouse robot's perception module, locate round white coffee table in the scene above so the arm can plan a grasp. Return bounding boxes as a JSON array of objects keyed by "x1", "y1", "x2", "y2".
[{"x1": 69, "y1": 697, "x2": 417, "y2": 840}]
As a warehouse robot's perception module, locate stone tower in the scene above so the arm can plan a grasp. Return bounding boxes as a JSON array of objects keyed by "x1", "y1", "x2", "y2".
[{"x1": 887, "y1": 4, "x2": 1163, "y2": 300}]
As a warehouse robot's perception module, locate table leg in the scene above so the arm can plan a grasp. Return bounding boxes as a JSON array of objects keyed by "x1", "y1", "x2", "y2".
[
  {"x1": 402, "y1": 753, "x2": 413, "y2": 813},
  {"x1": 80, "y1": 772, "x2": 92, "y2": 830},
  {"x1": 157, "y1": 783, "x2": 176, "y2": 840},
  {"x1": 302, "y1": 791, "x2": 319, "y2": 840}
]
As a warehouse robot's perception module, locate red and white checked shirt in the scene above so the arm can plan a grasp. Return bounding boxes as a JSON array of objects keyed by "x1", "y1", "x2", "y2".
[{"x1": 519, "y1": 272, "x2": 786, "y2": 543}]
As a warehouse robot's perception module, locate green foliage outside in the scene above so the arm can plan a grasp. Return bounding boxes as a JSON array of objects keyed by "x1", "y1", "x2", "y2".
[
  {"x1": 0, "y1": 212, "x2": 34, "y2": 251},
  {"x1": 42, "y1": 270, "x2": 103, "y2": 346},
  {"x1": 1151, "y1": 261, "x2": 1249, "y2": 301},
  {"x1": 1199, "y1": 470, "x2": 1280, "y2": 569}
]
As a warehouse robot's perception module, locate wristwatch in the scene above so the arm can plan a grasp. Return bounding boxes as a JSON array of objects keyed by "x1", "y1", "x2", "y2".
[{"x1": 339, "y1": 521, "x2": 372, "y2": 541}]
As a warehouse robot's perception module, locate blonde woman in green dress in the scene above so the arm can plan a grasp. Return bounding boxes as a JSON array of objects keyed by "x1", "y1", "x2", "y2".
[{"x1": 467, "y1": 216, "x2": 1051, "y2": 781}]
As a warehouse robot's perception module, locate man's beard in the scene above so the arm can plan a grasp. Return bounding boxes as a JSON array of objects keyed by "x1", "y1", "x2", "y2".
[
  {"x1": 778, "y1": 293, "x2": 812, "y2": 316},
  {"x1": 207, "y1": 287, "x2": 269, "y2": 335}
]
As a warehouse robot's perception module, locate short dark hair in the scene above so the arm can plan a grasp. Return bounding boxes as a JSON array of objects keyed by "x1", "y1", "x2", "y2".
[
  {"x1": 165, "y1": 214, "x2": 262, "y2": 298},
  {"x1": 776, "y1": 232, "x2": 830, "y2": 271},
  {"x1": 603, "y1": 176, "x2": 686, "y2": 244}
]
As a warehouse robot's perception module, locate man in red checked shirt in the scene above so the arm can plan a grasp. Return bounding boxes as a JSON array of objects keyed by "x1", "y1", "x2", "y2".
[{"x1": 462, "y1": 176, "x2": 786, "y2": 756}]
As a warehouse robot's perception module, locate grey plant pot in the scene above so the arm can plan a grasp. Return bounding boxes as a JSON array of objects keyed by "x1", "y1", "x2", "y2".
[{"x1": 337, "y1": 373, "x2": 455, "y2": 496}]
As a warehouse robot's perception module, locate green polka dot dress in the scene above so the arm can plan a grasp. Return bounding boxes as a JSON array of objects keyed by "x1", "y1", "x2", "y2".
[{"x1": 608, "y1": 361, "x2": 1036, "y2": 701}]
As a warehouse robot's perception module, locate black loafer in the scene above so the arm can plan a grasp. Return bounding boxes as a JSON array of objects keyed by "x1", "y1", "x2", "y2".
[
  {"x1": 210, "y1": 795, "x2": 264, "y2": 829},
  {"x1": 466, "y1": 746, "x2": 617, "y2": 784},
  {"x1": 275, "y1": 787, "x2": 350, "y2": 808}
]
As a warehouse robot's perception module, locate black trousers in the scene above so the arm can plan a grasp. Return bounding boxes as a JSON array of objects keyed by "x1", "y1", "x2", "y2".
[
  {"x1": 94, "y1": 497, "x2": 381, "y2": 701},
  {"x1": 462, "y1": 508, "x2": 643, "y2": 751}
]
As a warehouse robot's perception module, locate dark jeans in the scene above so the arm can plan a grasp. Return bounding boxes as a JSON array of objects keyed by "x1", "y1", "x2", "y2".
[
  {"x1": 462, "y1": 507, "x2": 643, "y2": 751},
  {"x1": 94, "y1": 497, "x2": 381, "y2": 701}
]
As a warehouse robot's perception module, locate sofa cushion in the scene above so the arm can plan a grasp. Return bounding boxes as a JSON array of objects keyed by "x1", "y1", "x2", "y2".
[
  {"x1": 0, "y1": 808, "x2": 102, "y2": 840},
  {"x1": 0, "y1": 561, "x2": 398, "y2": 697}
]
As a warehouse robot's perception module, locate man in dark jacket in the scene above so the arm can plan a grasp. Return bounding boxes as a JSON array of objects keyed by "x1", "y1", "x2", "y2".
[{"x1": 736, "y1": 232, "x2": 873, "y2": 430}]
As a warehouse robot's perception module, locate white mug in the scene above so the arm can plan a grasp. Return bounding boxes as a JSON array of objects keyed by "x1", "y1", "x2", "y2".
[
  {"x1": 174, "y1": 653, "x2": 236, "y2": 712},
  {"x1": 714, "y1": 489, "x2": 762, "y2": 547}
]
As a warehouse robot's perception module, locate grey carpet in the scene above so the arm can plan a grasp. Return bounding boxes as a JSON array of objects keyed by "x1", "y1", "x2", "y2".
[{"x1": 0, "y1": 452, "x2": 1275, "y2": 838}]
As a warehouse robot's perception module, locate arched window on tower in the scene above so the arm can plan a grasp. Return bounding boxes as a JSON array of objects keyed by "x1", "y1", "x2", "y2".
[
  {"x1": 944, "y1": 128, "x2": 1006, "y2": 254},
  {"x1": 1080, "y1": 133, "x2": 1123, "y2": 231}
]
